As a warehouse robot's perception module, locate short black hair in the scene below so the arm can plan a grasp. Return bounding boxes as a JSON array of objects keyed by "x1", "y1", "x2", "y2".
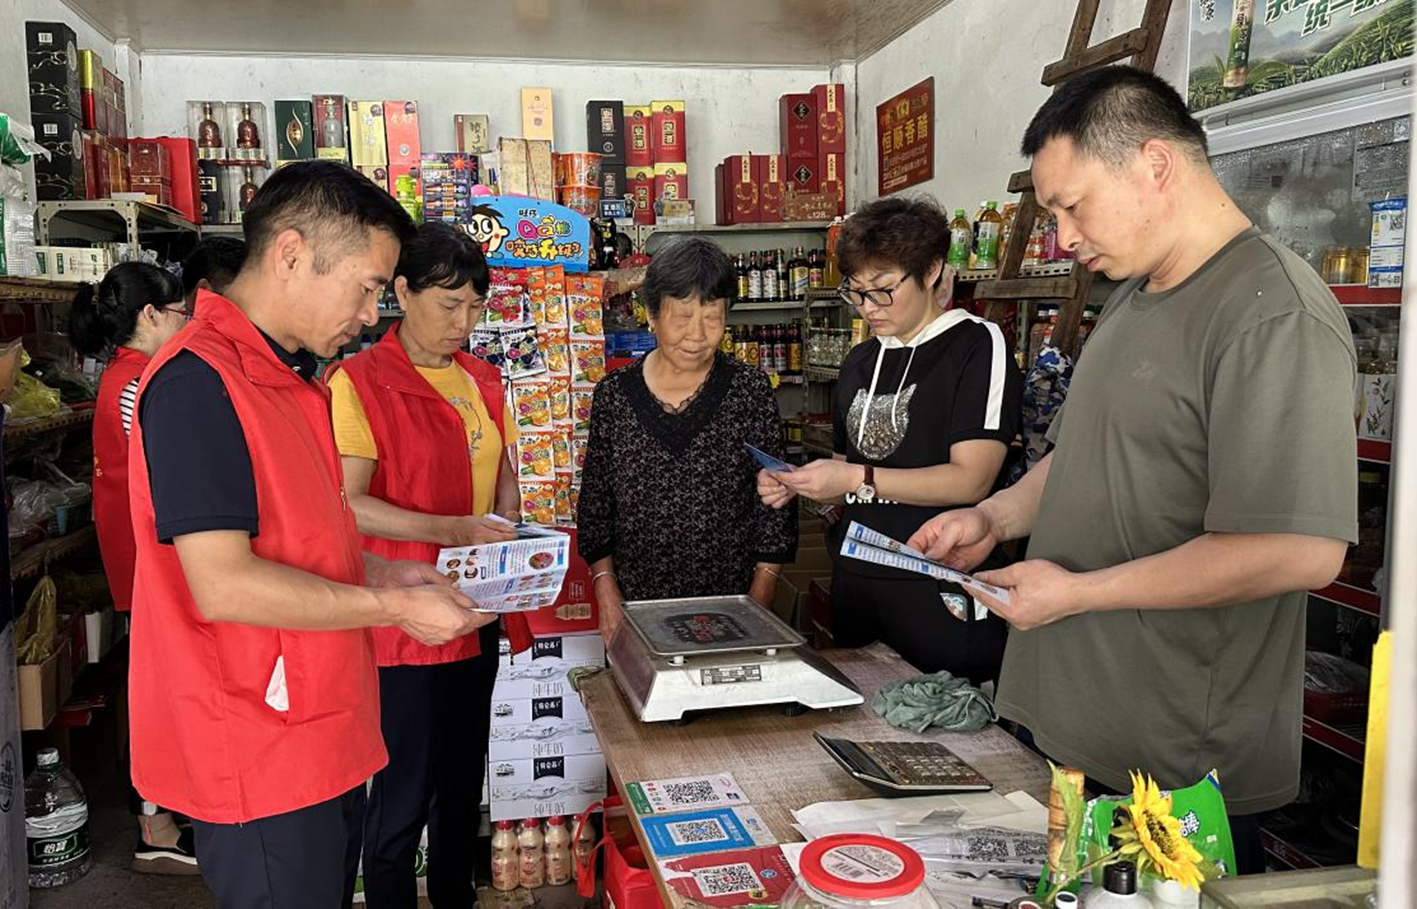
[
  {"x1": 396, "y1": 222, "x2": 491, "y2": 295},
  {"x1": 181, "y1": 236, "x2": 247, "y2": 297},
  {"x1": 240, "y1": 160, "x2": 416, "y2": 274},
  {"x1": 644, "y1": 237, "x2": 736, "y2": 317},
  {"x1": 837, "y1": 196, "x2": 951, "y2": 289},
  {"x1": 1020, "y1": 65, "x2": 1208, "y2": 167},
  {"x1": 68, "y1": 262, "x2": 183, "y2": 357}
]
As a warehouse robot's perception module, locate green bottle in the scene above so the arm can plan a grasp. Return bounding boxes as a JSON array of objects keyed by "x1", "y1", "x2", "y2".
[{"x1": 948, "y1": 209, "x2": 973, "y2": 270}]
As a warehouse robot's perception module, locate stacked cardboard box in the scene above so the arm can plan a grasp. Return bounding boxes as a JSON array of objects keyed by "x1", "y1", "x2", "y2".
[{"x1": 586, "y1": 100, "x2": 626, "y2": 207}]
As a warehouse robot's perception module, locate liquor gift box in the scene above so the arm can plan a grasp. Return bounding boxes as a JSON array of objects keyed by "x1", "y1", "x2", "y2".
[
  {"x1": 652, "y1": 162, "x2": 688, "y2": 203},
  {"x1": 812, "y1": 83, "x2": 847, "y2": 156},
  {"x1": 649, "y1": 100, "x2": 686, "y2": 164},
  {"x1": 624, "y1": 105, "x2": 653, "y2": 168},
  {"x1": 522, "y1": 87, "x2": 554, "y2": 143},
  {"x1": 780, "y1": 93, "x2": 817, "y2": 160},
  {"x1": 758, "y1": 154, "x2": 788, "y2": 222},
  {"x1": 78, "y1": 49, "x2": 103, "y2": 133},
  {"x1": 275, "y1": 100, "x2": 315, "y2": 164},
  {"x1": 348, "y1": 101, "x2": 388, "y2": 168},
  {"x1": 724, "y1": 154, "x2": 759, "y2": 225},
  {"x1": 715, "y1": 163, "x2": 731, "y2": 226},
  {"x1": 199, "y1": 160, "x2": 228, "y2": 224},
  {"x1": 143, "y1": 137, "x2": 201, "y2": 224},
  {"x1": 384, "y1": 101, "x2": 423, "y2": 195},
  {"x1": 626, "y1": 164, "x2": 655, "y2": 225},
  {"x1": 32, "y1": 112, "x2": 86, "y2": 201},
  {"x1": 821, "y1": 152, "x2": 846, "y2": 216},
  {"x1": 128, "y1": 140, "x2": 172, "y2": 181},
  {"x1": 26, "y1": 21, "x2": 81, "y2": 117},
  {"x1": 586, "y1": 100, "x2": 625, "y2": 163},
  {"x1": 226, "y1": 102, "x2": 268, "y2": 164},
  {"x1": 787, "y1": 157, "x2": 819, "y2": 194},
  {"x1": 188, "y1": 101, "x2": 229, "y2": 163},
  {"x1": 226, "y1": 165, "x2": 269, "y2": 221},
  {"x1": 454, "y1": 114, "x2": 490, "y2": 154},
  {"x1": 312, "y1": 94, "x2": 350, "y2": 162},
  {"x1": 600, "y1": 164, "x2": 627, "y2": 202}
]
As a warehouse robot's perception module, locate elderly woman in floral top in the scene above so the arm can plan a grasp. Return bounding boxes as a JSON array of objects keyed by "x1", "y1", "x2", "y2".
[{"x1": 576, "y1": 237, "x2": 798, "y2": 636}]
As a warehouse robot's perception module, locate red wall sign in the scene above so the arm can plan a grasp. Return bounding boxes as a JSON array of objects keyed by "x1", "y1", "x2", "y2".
[{"x1": 876, "y1": 77, "x2": 934, "y2": 196}]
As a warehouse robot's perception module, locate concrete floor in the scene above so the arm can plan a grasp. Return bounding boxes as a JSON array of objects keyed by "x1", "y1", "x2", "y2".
[{"x1": 27, "y1": 779, "x2": 597, "y2": 909}]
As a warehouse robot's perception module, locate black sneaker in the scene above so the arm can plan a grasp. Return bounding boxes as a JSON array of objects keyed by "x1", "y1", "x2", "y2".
[{"x1": 132, "y1": 827, "x2": 200, "y2": 876}]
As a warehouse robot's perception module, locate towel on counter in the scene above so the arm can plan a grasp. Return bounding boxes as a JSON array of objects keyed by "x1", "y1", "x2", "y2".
[{"x1": 871, "y1": 671, "x2": 998, "y2": 733}]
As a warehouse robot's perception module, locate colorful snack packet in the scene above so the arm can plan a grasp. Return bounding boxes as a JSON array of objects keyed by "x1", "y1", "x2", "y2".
[
  {"x1": 571, "y1": 337, "x2": 606, "y2": 385},
  {"x1": 511, "y1": 379, "x2": 553, "y2": 429}
]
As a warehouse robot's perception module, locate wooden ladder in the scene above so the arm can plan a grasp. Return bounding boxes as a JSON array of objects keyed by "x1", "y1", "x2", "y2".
[{"x1": 975, "y1": 0, "x2": 1174, "y2": 358}]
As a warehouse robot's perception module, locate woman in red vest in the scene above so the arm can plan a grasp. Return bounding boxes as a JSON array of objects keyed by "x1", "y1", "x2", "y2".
[
  {"x1": 70, "y1": 262, "x2": 196, "y2": 874},
  {"x1": 328, "y1": 223, "x2": 533, "y2": 909}
]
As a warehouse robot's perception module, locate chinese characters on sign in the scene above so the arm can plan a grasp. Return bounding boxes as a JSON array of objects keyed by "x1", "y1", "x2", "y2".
[
  {"x1": 1265, "y1": 0, "x2": 1393, "y2": 36},
  {"x1": 877, "y1": 77, "x2": 934, "y2": 196}
]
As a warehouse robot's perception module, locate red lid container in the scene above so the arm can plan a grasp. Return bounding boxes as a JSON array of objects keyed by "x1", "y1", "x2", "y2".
[{"x1": 799, "y1": 835, "x2": 926, "y2": 901}]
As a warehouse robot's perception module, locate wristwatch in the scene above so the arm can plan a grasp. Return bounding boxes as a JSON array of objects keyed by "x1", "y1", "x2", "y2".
[{"x1": 854, "y1": 464, "x2": 877, "y2": 504}]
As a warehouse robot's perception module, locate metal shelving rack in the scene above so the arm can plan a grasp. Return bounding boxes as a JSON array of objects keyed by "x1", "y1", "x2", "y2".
[{"x1": 37, "y1": 199, "x2": 199, "y2": 248}]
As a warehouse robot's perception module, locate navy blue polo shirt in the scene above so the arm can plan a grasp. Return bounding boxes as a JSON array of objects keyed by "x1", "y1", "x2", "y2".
[{"x1": 139, "y1": 333, "x2": 320, "y2": 544}]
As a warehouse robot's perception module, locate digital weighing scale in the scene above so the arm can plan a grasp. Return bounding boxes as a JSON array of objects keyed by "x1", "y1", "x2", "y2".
[{"x1": 607, "y1": 595, "x2": 865, "y2": 722}]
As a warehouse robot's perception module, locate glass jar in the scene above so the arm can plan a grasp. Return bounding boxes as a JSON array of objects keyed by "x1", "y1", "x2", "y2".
[{"x1": 781, "y1": 835, "x2": 938, "y2": 909}]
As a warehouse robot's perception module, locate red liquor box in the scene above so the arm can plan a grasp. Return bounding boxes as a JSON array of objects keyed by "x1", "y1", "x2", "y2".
[
  {"x1": 758, "y1": 154, "x2": 788, "y2": 222},
  {"x1": 82, "y1": 133, "x2": 101, "y2": 199},
  {"x1": 812, "y1": 83, "x2": 847, "y2": 155},
  {"x1": 624, "y1": 105, "x2": 652, "y2": 167},
  {"x1": 788, "y1": 156, "x2": 819, "y2": 194},
  {"x1": 715, "y1": 163, "x2": 730, "y2": 225},
  {"x1": 128, "y1": 140, "x2": 172, "y2": 180},
  {"x1": 820, "y1": 152, "x2": 846, "y2": 216},
  {"x1": 652, "y1": 162, "x2": 688, "y2": 203},
  {"x1": 384, "y1": 100, "x2": 422, "y2": 196},
  {"x1": 780, "y1": 93, "x2": 817, "y2": 160},
  {"x1": 142, "y1": 137, "x2": 201, "y2": 224},
  {"x1": 627, "y1": 164, "x2": 655, "y2": 225},
  {"x1": 723, "y1": 154, "x2": 759, "y2": 225},
  {"x1": 649, "y1": 100, "x2": 686, "y2": 164}
]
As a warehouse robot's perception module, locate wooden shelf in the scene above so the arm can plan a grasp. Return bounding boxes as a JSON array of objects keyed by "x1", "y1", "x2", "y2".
[
  {"x1": 647, "y1": 221, "x2": 832, "y2": 235},
  {"x1": 0, "y1": 276, "x2": 79, "y2": 305},
  {"x1": 958, "y1": 262, "x2": 1076, "y2": 283},
  {"x1": 11, "y1": 525, "x2": 98, "y2": 581},
  {"x1": 1311, "y1": 582, "x2": 1382, "y2": 617},
  {"x1": 1301, "y1": 712, "x2": 1366, "y2": 763},
  {"x1": 4, "y1": 408, "x2": 94, "y2": 441},
  {"x1": 1357, "y1": 439, "x2": 1392, "y2": 464},
  {"x1": 1332, "y1": 285, "x2": 1400, "y2": 307}
]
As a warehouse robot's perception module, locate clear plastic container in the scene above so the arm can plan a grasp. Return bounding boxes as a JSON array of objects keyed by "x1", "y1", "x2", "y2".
[
  {"x1": 25, "y1": 748, "x2": 91, "y2": 888},
  {"x1": 782, "y1": 835, "x2": 938, "y2": 909}
]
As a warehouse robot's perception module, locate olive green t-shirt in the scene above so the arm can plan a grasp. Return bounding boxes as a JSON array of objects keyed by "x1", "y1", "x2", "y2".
[{"x1": 996, "y1": 227, "x2": 1358, "y2": 815}]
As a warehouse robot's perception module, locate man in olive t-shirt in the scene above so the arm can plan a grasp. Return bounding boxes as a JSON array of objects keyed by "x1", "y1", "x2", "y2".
[{"x1": 909, "y1": 68, "x2": 1356, "y2": 874}]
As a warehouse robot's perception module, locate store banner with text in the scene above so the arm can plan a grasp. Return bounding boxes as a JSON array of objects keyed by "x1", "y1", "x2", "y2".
[
  {"x1": 877, "y1": 77, "x2": 934, "y2": 196},
  {"x1": 456, "y1": 196, "x2": 591, "y2": 273},
  {"x1": 1189, "y1": 0, "x2": 1413, "y2": 113}
]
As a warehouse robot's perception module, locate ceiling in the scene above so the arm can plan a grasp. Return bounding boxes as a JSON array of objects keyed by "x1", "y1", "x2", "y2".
[{"x1": 62, "y1": 0, "x2": 953, "y2": 66}]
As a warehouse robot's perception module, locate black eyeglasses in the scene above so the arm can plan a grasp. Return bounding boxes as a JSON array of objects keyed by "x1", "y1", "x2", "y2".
[
  {"x1": 837, "y1": 275, "x2": 909, "y2": 309},
  {"x1": 161, "y1": 305, "x2": 194, "y2": 321}
]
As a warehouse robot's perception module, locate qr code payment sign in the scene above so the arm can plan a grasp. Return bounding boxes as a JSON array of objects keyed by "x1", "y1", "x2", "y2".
[
  {"x1": 667, "y1": 819, "x2": 731, "y2": 847},
  {"x1": 664, "y1": 780, "x2": 717, "y2": 806},
  {"x1": 692, "y1": 863, "x2": 764, "y2": 898}
]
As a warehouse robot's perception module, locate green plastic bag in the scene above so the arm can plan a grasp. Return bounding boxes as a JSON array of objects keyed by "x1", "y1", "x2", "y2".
[{"x1": 1080, "y1": 771, "x2": 1236, "y2": 880}]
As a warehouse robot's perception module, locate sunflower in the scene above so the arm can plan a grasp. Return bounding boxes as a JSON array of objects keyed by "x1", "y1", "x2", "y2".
[{"x1": 1109, "y1": 772, "x2": 1206, "y2": 890}]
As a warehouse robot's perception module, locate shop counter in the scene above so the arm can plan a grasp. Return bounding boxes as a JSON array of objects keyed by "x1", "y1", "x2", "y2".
[{"x1": 579, "y1": 642, "x2": 1052, "y2": 906}]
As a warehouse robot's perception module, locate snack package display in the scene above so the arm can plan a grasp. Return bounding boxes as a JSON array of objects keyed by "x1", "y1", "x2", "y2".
[
  {"x1": 524, "y1": 265, "x2": 548, "y2": 325},
  {"x1": 502, "y1": 326, "x2": 547, "y2": 379},
  {"x1": 485, "y1": 281, "x2": 532, "y2": 325},
  {"x1": 572, "y1": 385, "x2": 597, "y2": 435},
  {"x1": 554, "y1": 471, "x2": 574, "y2": 523},
  {"x1": 567, "y1": 483, "x2": 581, "y2": 523},
  {"x1": 517, "y1": 431, "x2": 557, "y2": 479},
  {"x1": 549, "y1": 374, "x2": 572, "y2": 422},
  {"x1": 544, "y1": 266, "x2": 568, "y2": 326},
  {"x1": 567, "y1": 274, "x2": 605, "y2": 335},
  {"x1": 542, "y1": 326, "x2": 571, "y2": 375},
  {"x1": 571, "y1": 337, "x2": 606, "y2": 385},
  {"x1": 1076, "y1": 771, "x2": 1235, "y2": 880},
  {"x1": 470, "y1": 327, "x2": 506, "y2": 371},
  {"x1": 521, "y1": 480, "x2": 558, "y2": 525},
  {"x1": 552, "y1": 431, "x2": 572, "y2": 470},
  {"x1": 511, "y1": 378, "x2": 553, "y2": 429},
  {"x1": 570, "y1": 434, "x2": 590, "y2": 476}
]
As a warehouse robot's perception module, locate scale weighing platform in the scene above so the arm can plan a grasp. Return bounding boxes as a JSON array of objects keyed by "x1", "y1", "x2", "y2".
[{"x1": 607, "y1": 595, "x2": 864, "y2": 722}]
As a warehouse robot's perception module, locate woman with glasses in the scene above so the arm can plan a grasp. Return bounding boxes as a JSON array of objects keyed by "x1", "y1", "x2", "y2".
[
  {"x1": 759, "y1": 197, "x2": 1022, "y2": 684},
  {"x1": 326, "y1": 222, "x2": 532, "y2": 908},
  {"x1": 72, "y1": 261, "x2": 200, "y2": 874}
]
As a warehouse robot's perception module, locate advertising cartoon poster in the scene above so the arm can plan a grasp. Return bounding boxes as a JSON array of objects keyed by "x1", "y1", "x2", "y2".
[{"x1": 457, "y1": 196, "x2": 592, "y2": 274}]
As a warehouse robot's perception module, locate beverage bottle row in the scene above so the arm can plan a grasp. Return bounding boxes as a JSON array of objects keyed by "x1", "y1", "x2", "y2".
[
  {"x1": 948, "y1": 201, "x2": 1071, "y2": 272},
  {"x1": 492, "y1": 815, "x2": 597, "y2": 891},
  {"x1": 734, "y1": 246, "x2": 828, "y2": 303},
  {"x1": 721, "y1": 321, "x2": 804, "y2": 376}
]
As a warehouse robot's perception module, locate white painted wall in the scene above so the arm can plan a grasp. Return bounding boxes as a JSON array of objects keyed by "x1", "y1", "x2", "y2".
[
  {"x1": 852, "y1": 0, "x2": 1191, "y2": 210},
  {"x1": 1, "y1": 0, "x2": 118, "y2": 199},
  {"x1": 135, "y1": 53, "x2": 830, "y2": 209}
]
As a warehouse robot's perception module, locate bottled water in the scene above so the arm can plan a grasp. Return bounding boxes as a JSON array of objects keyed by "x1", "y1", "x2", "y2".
[{"x1": 25, "y1": 748, "x2": 91, "y2": 888}]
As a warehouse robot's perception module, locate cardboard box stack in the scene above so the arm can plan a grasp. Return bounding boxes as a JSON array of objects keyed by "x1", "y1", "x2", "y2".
[
  {"x1": 488, "y1": 633, "x2": 607, "y2": 822},
  {"x1": 715, "y1": 83, "x2": 845, "y2": 225},
  {"x1": 586, "y1": 100, "x2": 627, "y2": 206}
]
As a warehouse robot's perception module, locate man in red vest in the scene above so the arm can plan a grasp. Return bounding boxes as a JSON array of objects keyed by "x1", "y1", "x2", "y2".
[{"x1": 127, "y1": 160, "x2": 494, "y2": 908}]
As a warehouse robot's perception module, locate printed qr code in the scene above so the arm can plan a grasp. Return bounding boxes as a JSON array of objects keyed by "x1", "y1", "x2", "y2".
[
  {"x1": 663, "y1": 780, "x2": 717, "y2": 806},
  {"x1": 692, "y1": 862, "x2": 763, "y2": 897},
  {"x1": 965, "y1": 835, "x2": 1010, "y2": 863},
  {"x1": 667, "y1": 819, "x2": 731, "y2": 847}
]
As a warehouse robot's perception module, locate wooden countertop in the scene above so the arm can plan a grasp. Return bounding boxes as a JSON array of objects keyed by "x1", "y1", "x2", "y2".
[{"x1": 580, "y1": 642, "x2": 1052, "y2": 904}]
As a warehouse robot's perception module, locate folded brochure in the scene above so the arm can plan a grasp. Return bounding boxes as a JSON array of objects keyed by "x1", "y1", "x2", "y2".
[
  {"x1": 839, "y1": 522, "x2": 1012, "y2": 607},
  {"x1": 640, "y1": 806, "x2": 777, "y2": 859},
  {"x1": 436, "y1": 517, "x2": 570, "y2": 613},
  {"x1": 627, "y1": 773, "x2": 749, "y2": 815},
  {"x1": 656, "y1": 846, "x2": 797, "y2": 907}
]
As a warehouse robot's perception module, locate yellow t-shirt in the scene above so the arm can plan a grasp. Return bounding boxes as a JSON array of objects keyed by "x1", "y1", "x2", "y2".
[{"x1": 328, "y1": 365, "x2": 519, "y2": 517}]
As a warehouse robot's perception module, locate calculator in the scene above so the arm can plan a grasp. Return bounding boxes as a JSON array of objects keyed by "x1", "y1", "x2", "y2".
[{"x1": 815, "y1": 733, "x2": 993, "y2": 797}]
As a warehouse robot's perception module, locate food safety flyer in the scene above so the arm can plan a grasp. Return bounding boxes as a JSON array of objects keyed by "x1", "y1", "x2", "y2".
[
  {"x1": 640, "y1": 806, "x2": 777, "y2": 859},
  {"x1": 839, "y1": 522, "x2": 1011, "y2": 607},
  {"x1": 627, "y1": 773, "x2": 749, "y2": 815},
  {"x1": 436, "y1": 520, "x2": 570, "y2": 612}
]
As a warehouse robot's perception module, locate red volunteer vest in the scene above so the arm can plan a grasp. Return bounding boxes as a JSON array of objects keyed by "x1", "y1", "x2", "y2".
[
  {"x1": 332, "y1": 323, "x2": 533, "y2": 666},
  {"x1": 127, "y1": 292, "x2": 385, "y2": 824},
  {"x1": 92, "y1": 346, "x2": 148, "y2": 612}
]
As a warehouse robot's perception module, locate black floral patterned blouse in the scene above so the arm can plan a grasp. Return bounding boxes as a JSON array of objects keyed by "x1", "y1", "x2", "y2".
[{"x1": 576, "y1": 353, "x2": 798, "y2": 601}]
